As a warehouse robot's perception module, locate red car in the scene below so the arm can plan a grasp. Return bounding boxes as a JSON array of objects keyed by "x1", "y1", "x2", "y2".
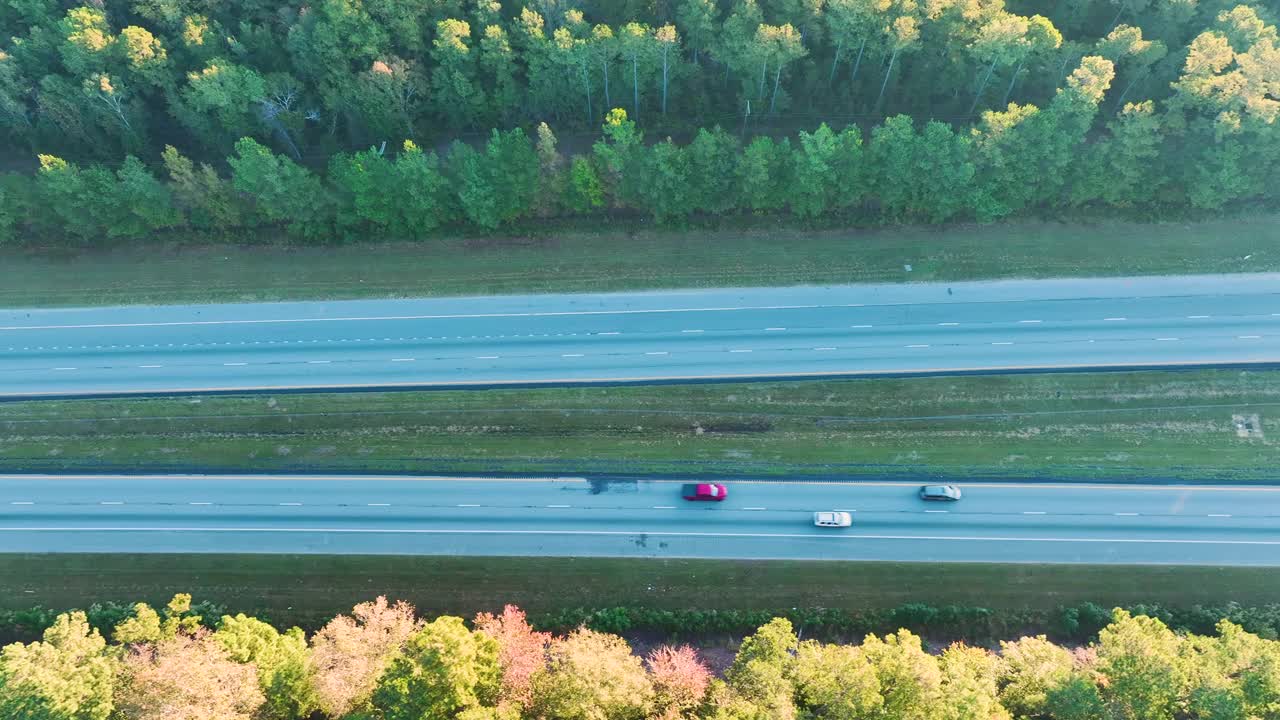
[{"x1": 682, "y1": 483, "x2": 728, "y2": 501}]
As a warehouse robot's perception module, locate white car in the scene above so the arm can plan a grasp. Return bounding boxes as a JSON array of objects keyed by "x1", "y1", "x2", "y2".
[{"x1": 813, "y1": 511, "x2": 852, "y2": 528}]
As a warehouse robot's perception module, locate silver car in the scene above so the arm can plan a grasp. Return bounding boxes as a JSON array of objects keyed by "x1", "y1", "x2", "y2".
[
  {"x1": 919, "y1": 485, "x2": 962, "y2": 501},
  {"x1": 813, "y1": 511, "x2": 853, "y2": 527}
]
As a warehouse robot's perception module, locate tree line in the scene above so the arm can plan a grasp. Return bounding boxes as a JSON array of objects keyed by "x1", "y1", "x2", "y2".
[
  {"x1": 0, "y1": 0, "x2": 1269, "y2": 160},
  {"x1": 2, "y1": 594, "x2": 1280, "y2": 720}
]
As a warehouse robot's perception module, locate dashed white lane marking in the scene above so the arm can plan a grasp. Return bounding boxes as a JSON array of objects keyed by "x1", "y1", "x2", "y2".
[
  {"x1": 1114, "y1": 512, "x2": 1139, "y2": 516},
  {"x1": 681, "y1": 329, "x2": 704, "y2": 333},
  {"x1": 743, "y1": 507, "x2": 767, "y2": 511},
  {"x1": 223, "y1": 362, "x2": 247, "y2": 366},
  {"x1": 546, "y1": 504, "x2": 571, "y2": 508},
  {"x1": 1023, "y1": 511, "x2": 1046, "y2": 515},
  {"x1": 906, "y1": 344, "x2": 930, "y2": 348},
  {"x1": 279, "y1": 502, "x2": 302, "y2": 506},
  {"x1": 391, "y1": 358, "x2": 415, "y2": 362},
  {"x1": 597, "y1": 332, "x2": 621, "y2": 336},
  {"x1": 99, "y1": 501, "x2": 124, "y2": 505},
  {"x1": 729, "y1": 349, "x2": 752, "y2": 353},
  {"x1": 1104, "y1": 317, "x2": 1127, "y2": 321},
  {"x1": 457, "y1": 504, "x2": 481, "y2": 507},
  {"x1": 188, "y1": 502, "x2": 211, "y2": 506},
  {"x1": 307, "y1": 360, "x2": 331, "y2": 364},
  {"x1": 1208, "y1": 514, "x2": 1232, "y2": 517},
  {"x1": 366, "y1": 503, "x2": 391, "y2": 507},
  {"x1": 138, "y1": 364, "x2": 163, "y2": 368},
  {"x1": 813, "y1": 347, "x2": 837, "y2": 351},
  {"x1": 10, "y1": 501, "x2": 33, "y2": 505},
  {"x1": 1239, "y1": 336, "x2": 1261, "y2": 339},
  {"x1": 475, "y1": 356, "x2": 499, "y2": 360},
  {"x1": 645, "y1": 351, "x2": 669, "y2": 356},
  {"x1": 652, "y1": 505, "x2": 675, "y2": 509},
  {"x1": 53, "y1": 367, "x2": 77, "y2": 371},
  {"x1": 766, "y1": 327, "x2": 787, "y2": 331},
  {"x1": 561, "y1": 353, "x2": 584, "y2": 358},
  {"x1": 938, "y1": 322, "x2": 960, "y2": 326},
  {"x1": 14, "y1": 526, "x2": 1280, "y2": 545},
  {"x1": 924, "y1": 509, "x2": 948, "y2": 513},
  {"x1": 1156, "y1": 337, "x2": 1179, "y2": 341},
  {"x1": 1018, "y1": 320, "x2": 1042, "y2": 324},
  {"x1": 1187, "y1": 315, "x2": 1210, "y2": 319},
  {"x1": 851, "y1": 324, "x2": 873, "y2": 328},
  {"x1": 992, "y1": 341, "x2": 1014, "y2": 345}
]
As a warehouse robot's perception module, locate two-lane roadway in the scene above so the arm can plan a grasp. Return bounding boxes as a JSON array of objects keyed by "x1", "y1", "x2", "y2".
[
  {"x1": 3, "y1": 274, "x2": 1280, "y2": 397},
  {"x1": 3, "y1": 475, "x2": 1279, "y2": 565}
]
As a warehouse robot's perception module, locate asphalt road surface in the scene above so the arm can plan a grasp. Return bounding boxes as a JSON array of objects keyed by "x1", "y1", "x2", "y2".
[
  {"x1": 3, "y1": 475, "x2": 1279, "y2": 565},
  {"x1": 3, "y1": 274, "x2": 1280, "y2": 398}
]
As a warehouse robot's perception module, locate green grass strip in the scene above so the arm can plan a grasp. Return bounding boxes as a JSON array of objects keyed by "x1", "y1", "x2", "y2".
[
  {"x1": 1, "y1": 370, "x2": 1276, "y2": 480},
  {"x1": 3, "y1": 214, "x2": 1278, "y2": 307},
  {"x1": 3, "y1": 554, "x2": 1277, "y2": 631}
]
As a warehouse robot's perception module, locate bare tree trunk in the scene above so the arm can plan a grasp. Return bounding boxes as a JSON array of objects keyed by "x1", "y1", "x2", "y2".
[
  {"x1": 602, "y1": 60, "x2": 611, "y2": 107},
  {"x1": 1113, "y1": 71, "x2": 1144, "y2": 112},
  {"x1": 632, "y1": 54, "x2": 639, "y2": 118},
  {"x1": 661, "y1": 48, "x2": 670, "y2": 114},
  {"x1": 759, "y1": 60, "x2": 767, "y2": 99},
  {"x1": 968, "y1": 59, "x2": 997, "y2": 116},
  {"x1": 829, "y1": 38, "x2": 843, "y2": 85},
  {"x1": 850, "y1": 37, "x2": 866, "y2": 84},
  {"x1": 582, "y1": 63, "x2": 593, "y2": 122},
  {"x1": 770, "y1": 62, "x2": 783, "y2": 114},
  {"x1": 1001, "y1": 58, "x2": 1025, "y2": 106},
  {"x1": 875, "y1": 48, "x2": 898, "y2": 112}
]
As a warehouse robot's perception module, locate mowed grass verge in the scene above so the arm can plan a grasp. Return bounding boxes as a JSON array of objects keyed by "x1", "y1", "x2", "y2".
[
  {"x1": 2, "y1": 214, "x2": 1278, "y2": 307},
  {"x1": 3, "y1": 554, "x2": 1277, "y2": 631},
  {"x1": 1, "y1": 369, "x2": 1277, "y2": 480}
]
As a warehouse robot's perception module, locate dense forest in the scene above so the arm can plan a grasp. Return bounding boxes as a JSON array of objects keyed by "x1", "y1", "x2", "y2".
[
  {"x1": 4, "y1": 595, "x2": 1280, "y2": 720},
  {"x1": 1, "y1": 0, "x2": 1278, "y2": 242}
]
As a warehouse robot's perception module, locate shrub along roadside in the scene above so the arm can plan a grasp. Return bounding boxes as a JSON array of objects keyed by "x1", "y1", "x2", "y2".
[{"x1": 4, "y1": 600, "x2": 1280, "y2": 647}]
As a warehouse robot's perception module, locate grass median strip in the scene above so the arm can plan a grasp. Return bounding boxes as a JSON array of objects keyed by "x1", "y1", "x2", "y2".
[
  {"x1": 2, "y1": 214, "x2": 1277, "y2": 307},
  {"x1": 0, "y1": 369, "x2": 1275, "y2": 480},
  {"x1": 1, "y1": 554, "x2": 1276, "y2": 631}
]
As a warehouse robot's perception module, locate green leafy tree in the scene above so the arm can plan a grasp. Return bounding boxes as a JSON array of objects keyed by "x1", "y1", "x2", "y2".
[
  {"x1": 996, "y1": 635, "x2": 1077, "y2": 719},
  {"x1": 685, "y1": 125, "x2": 741, "y2": 215},
  {"x1": 161, "y1": 144, "x2": 245, "y2": 230},
  {"x1": 307, "y1": 596, "x2": 421, "y2": 719},
  {"x1": 635, "y1": 138, "x2": 694, "y2": 222},
  {"x1": 478, "y1": 24, "x2": 520, "y2": 125},
  {"x1": 175, "y1": 59, "x2": 267, "y2": 151},
  {"x1": 528, "y1": 628, "x2": 654, "y2": 720},
  {"x1": 0, "y1": 611, "x2": 117, "y2": 720},
  {"x1": 112, "y1": 155, "x2": 180, "y2": 238},
  {"x1": 31, "y1": 154, "x2": 117, "y2": 241},
  {"x1": 372, "y1": 616, "x2": 501, "y2": 720},
  {"x1": 117, "y1": 632, "x2": 264, "y2": 720},
  {"x1": 214, "y1": 614, "x2": 317, "y2": 720},
  {"x1": 618, "y1": 22, "x2": 653, "y2": 119},
  {"x1": 1043, "y1": 674, "x2": 1106, "y2": 720},
  {"x1": 875, "y1": 1, "x2": 922, "y2": 112},
  {"x1": 1096, "y1": 609, "x2": 1189, "y2": 720},
  {"x1": 860, "y1": 629, "x2": 943, "y2": 719},
  {"x1": 938, "y1": 643, "x2": 1009, "y2": 720},
  {"x1": 676, "y1": 0, "x2": 718, "y2": 65},
  {"x1": 788, "y1": 123, "x2": 841, "y2": 218},
  {"x1": 736, "y1": 135, "x2": 790, "y2": 212},
  {"x1": 228, "y1": 137, "x2": 333, "y2": 238},
  {"x1": 792, "y1": 640, "x2": 883, "y2": 719},
  {"x1": 431, "y1": 19, "x2": 486, "y2": 129},
  {"x1": 869, "y1": 115, "x2": 976, "y2": 222},
  {"x1": 722, "y1": 618, "x2": 798, "y2": 720},
  {"x1": 564, "y1": 155, "x2": 604, "y2": 213}
]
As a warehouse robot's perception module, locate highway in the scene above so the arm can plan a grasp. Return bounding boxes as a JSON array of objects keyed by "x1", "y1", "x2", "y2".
[
  {"x1": 2, "y1": 274, "x2": 1280, "y2": 398},
  {"x1": 3, "y1": 475, "x2": 1279, "y2": 565}
]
